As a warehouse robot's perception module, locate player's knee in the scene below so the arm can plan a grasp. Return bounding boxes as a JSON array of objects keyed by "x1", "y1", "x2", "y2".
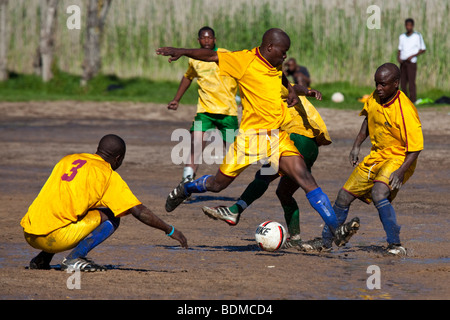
[
  {"x1": 335, "y1": 188, "x2": 354, "y2": 207},
  {"x1": 371, "y1": 183, "x2": 390, "y2": 204},
  {"x1": 99, "y1": 208, "x2": 120, "y2": 230}
]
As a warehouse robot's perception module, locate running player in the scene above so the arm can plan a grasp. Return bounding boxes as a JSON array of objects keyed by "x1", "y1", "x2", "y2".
[
  {"x1": 202, "y1": 83, "x2": 332, "y2": 250},
  {"x1": 20, "y1": 134, "x2": 187, "y2": 271},
  {"x1": 308, "y1": 63, "x2": 423, "y2": 255},
  {"x1": 167, "y1": 26, "x2": 239, "y2": 183},
  {"x1": 157, "y1": 28, "x2": 359, "y2": 247}
]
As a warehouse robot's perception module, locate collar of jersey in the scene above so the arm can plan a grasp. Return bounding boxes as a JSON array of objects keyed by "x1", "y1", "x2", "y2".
[
  {"x1": 255, "y1": 47, "x2": 274, "y2": 69},
  {"x1": 383, "y1": 90, "x2": 400, "y2": 108}
]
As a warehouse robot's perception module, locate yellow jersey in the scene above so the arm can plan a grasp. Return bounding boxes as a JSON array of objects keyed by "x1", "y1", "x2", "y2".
[
  {"x1": 20, "y1": 153, "x2": 142, "y2": 236},
  {"x1": 360, "y1": 90, "x2": 423, "y2": 165},
  {"x1": 279, "y1": 85, "x2": 332, "y2": 146},
  {"x1": 184, "y1": 48, "x2": 239, "y2": 116},
  {"x1": 217, "y1": 47, "x2": 292, "y2": 132}
]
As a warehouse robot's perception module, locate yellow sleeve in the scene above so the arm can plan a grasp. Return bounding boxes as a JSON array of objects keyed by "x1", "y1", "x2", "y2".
[
  {"x1": 400, "y1": 101, "x2": 424, "y2": 152},
  {"x1": 100, "y1": 171, "x2": 142, "y2": 217},
  {"x1": 184, "y1": 59, "x2": 197, "y2": 80},
  {"x1": 217, "y1": 50, "x2": 253, "y2": 80}
]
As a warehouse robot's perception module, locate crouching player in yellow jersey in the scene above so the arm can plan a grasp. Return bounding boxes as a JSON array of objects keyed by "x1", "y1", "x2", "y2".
[
  {"x1": 201, "y1": 84, "x2": 359, "y2": 251},
  {"x1": 167, "y1": 26, "x2": 239, "y2": 183},
  {"x1": 20, "y1": 135, "x2": 187, "y2": 271},
  {"x1": 314, "y1": 63, "x2": 423, "y2": 256},
  {"x1": 157, "y1": 28, "x2": 359, "y2": 247}
]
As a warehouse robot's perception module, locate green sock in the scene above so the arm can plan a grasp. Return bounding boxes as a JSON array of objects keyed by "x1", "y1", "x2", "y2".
[
  {"x1": 228, "y1": 178, "x2": 270, "y2": 214},
  {"x1": 282, "y1": 200, "x2": 300, "y2": 237}
]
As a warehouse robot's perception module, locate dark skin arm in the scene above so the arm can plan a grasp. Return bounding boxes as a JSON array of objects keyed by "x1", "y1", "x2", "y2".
[
  {"x1": 282, "y1": 74, "x2": 300, "y2": 107},
  {"x1": 389, "y1": 151, "x2": 421, "y2": 190},
  {"x1": 292, "y1": 84, "x2": 322, "y2": 101},
  {"x1": 349, "y1": 117, "x2": 369, "y2": 167},
  {"x1": 156, "y1": 47, "x2": 218, "y2": 63},
  {"x1": 129, "y1": 204, "x2": 188, "y2": 248},
  {"x1": 168, "y1": 76, "x2": 192, "y2": 110}
]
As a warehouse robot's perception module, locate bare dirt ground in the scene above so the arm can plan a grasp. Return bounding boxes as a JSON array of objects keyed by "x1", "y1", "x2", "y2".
[{"x1": 0, "y1": 101, "x2": 449, "y2": 300}]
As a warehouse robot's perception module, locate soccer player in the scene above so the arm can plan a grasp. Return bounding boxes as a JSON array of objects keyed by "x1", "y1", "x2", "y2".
[
  {"x1": 202, "y1": 83, "x2": 332, "y2": 250},
  {"x1": 167, "y1": 26, "x2": 239, "y2": 183},
  {"x1": 157, "y1": 28, "x2": 359, "y2": 247},
  {"x1": 20, "y1": 134, "x2": 187, "y2": 271},
  {"x1": 397, "y1": 18, "x2": 426, "y2": 103},
  {"x1": 310, "y1": 63, "x2": 423, "y2": 255}
]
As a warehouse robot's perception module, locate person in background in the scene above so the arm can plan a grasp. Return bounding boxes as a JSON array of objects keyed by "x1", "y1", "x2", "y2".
[{"x1": 397, "y1": 18, "x2": 426, "y2": 103}]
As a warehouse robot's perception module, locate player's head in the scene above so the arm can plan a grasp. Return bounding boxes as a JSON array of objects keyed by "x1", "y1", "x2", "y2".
[
  {"x1": 260, "y1": 28, "x2": 291, "y2": 68},
  {"x1": 96, "y1": 134, "x2": 126, "y2": 171},
  {"x1": 285, "y1": 58, "x2": 297, "y2": 72},
  {"x1": 374, "y1": 63, "x2": 400, "y2": 103},
  {"x1": 198, "y1": 26, "x2": 216, "y2": 50},
  {"x1": 405, "y1": 18, "x2": 414, "y2": 33}
]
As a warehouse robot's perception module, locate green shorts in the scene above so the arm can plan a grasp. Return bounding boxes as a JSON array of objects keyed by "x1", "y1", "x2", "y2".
[
  {"x1": 289, "y1": 133, "x2": 319, "y2": 172},
  {"x1": 190, "y1": 112, "x2": 239, "y2": 143}
]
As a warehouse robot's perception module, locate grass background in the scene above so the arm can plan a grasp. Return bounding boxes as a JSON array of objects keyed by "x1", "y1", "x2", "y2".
[{"x1": 1, "y1": 0, "x2": 449, "y2": 108}]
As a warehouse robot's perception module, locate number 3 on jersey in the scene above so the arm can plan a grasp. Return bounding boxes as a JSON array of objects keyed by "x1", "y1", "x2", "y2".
[{"x1": 62, "y1": 159, "x2": 87, "y2": 182}]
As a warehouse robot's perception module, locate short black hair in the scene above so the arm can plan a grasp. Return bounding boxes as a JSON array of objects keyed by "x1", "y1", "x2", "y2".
[
  {"x1": 405, "y1": 18, "x2": 415, "y2": 25},
  {"x1": 198, "y1": 26, "x2": 215, "y2": 38}
]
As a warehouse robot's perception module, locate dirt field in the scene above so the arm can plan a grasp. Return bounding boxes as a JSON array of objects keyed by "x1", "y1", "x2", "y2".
[{"x1": 0, "y1": 101, "x2": 449, "y2": 300}]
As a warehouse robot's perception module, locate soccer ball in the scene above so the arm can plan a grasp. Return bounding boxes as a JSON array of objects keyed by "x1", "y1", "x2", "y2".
[
  {"x1": 255, "y1": 221, "x2": 287, "y2": 252},
  {"x1": 331, "y1": 92, "x2": 345, "y2": 103}
]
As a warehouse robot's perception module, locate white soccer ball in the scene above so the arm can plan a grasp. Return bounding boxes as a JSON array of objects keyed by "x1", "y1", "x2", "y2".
[
  {"x1": 255, "y1": 221, "x2": 287, "y2": 252},
  {"x1": 331, "y1": 92, "x2": 345, "y2": 103}
]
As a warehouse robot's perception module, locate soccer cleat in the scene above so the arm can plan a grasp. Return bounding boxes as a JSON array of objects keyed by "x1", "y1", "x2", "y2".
[
  {"x1": 202, "y1": 206, "x2": 240, "y2": 226},
  {"x1": 61, "y1": 257, "x2": 107, "y2": 272},
  {"x1": 29, "y1": 252, "x2": 53, "y2": 270},
  {"x1": 333, "y1": 217, "x2": 360, "y2": 247},
  {"x1": 387, "y1": 244, "x2": 407, "y2": 256},
  {"x1": 281, "y1": 234, "x2": 303, "y2": 249},
  {"x1": 165, "y1": 180, "x2": 190, "y2": 212},
  {"x1": 297, "y1": 237, "x2": 332, "y2": 253},
  {"x1": 181, "y1": 176, "x2": 194, "y2": 203}
]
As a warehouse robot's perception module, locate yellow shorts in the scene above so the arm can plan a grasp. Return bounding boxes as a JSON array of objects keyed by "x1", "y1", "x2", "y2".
[
  {"x1": 219, "y1": 129, "x2": 300, "y2": 177},
  {"x1": 343, "y1": 158, "x2": 416, "y2": 203},
  {"x1": 24, "y1": 209, "x2": 102, "y2": 253}
]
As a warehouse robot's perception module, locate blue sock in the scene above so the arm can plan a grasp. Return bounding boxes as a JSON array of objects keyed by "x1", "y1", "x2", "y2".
[
  {"x1": 184, "y1": 175, "x2": 212, "y2": 195},
  {"x1": 322, "y1": 203, "x2": 349, "y2": 247},
  {"x1": 374, "y1": 198, "x2": 401, "y2": 244},
  {"x1": 306, "y1": 187, "x2": 339, "y2": 233},
  {"x1": 66, "y1": 220, "x2": 116, "y2": 260}
]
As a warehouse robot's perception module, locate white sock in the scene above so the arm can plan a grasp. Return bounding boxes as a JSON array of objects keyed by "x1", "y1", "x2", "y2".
[{"x1": 183, "y1": 166, "x2": 195, "y2": 179}]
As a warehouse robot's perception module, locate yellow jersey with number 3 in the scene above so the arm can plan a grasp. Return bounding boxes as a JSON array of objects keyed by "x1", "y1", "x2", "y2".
[
  {"x1": 360, "y1": 90, "x2": 423, "y2": 166},
  {"x1": 20, "y1": 153, "x2": 141, "y2": 236},
  {"x1": 184, "y1": 48, "x2": 239, "y2": 116}
]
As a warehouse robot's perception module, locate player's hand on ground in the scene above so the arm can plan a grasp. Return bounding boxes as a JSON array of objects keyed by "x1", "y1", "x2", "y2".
[
  {"x1": 349, "y1": 147, "x2": 360, "y2": 167},
  {"x1": 389, "y1": 170, "x2": 404, "y2": 190},
  {"x1": 168, "y1": 100, "x2": 179, "y2": 110},
  {"x1": 308, "y1": 89, "x2": 323, "y2": 101},
  {"x1": 171, "y1": 228, "x2": 188, "y2": 249},
  {"x1": 156, "y1": 47, "x2": 182, "y2": 63}
]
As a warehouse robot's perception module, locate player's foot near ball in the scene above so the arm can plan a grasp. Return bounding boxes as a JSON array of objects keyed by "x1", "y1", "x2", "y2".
[
  {"x1": 165, "y1": 180, "x2": 190, "y2": 212},
  {"x1": 386, "y1": 243, "x2": 407, "y2": 256},
  {"x1": 281, "y1": 234, "x2": 303, "y2": 249},
  {"x1": 333, "y1": 217, "x2": 360, "y2": 247},
  {"x1": 61, "y1": 257, "x2": 107, "y2": 272},
  {"x1": 202, "y1": 206, "x2": 240, "y2": 226},
  {"x1": 296, "y1": 237, "x2": 332, "y2": 253}
]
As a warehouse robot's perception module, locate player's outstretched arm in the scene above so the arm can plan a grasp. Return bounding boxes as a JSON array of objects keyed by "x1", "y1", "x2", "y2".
[
  {"x1": 349, "y1": 117, "x2": 369, "y2": 167},
  {"x1": 130, "y1": 204, "x2": 188, "y2": 248},
  {"x1": 156, "y1": 47, "x2": 218, "y2": 63}
]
